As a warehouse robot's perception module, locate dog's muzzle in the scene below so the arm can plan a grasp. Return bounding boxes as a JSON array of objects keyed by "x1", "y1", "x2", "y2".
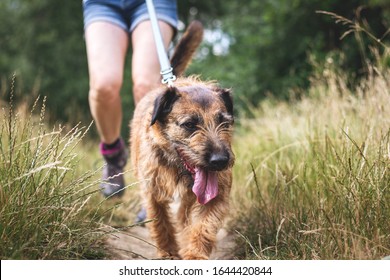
[{"x1": 177, "y1": 148, "x2": 221, "y2": 205}]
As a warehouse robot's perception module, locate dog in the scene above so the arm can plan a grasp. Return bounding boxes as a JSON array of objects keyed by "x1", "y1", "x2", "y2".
[{"x1": 130, "y1": 21, "x2": 234, "y2": 260}]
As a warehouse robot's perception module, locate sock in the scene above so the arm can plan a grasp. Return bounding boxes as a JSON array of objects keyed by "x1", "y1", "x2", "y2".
[
  {"x1": 100, "y1": 138, "x2": 123, "y2": 156},
  {"x1": 103, "y1": 138, "x2": 121, "y2": 150}
]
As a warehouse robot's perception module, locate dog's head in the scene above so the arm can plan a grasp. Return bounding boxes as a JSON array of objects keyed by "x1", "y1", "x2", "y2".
[{"x1": 150, "y1": 79, "x2": 234, "y2": 204}]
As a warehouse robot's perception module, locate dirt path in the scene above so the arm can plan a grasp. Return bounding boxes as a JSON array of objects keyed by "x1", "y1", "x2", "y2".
[{"x1": 106, "y1": 226, "x2": 237, "y2": 260}]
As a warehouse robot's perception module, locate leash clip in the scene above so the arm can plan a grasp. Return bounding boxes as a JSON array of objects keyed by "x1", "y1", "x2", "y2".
[
  {"x1": 161, "y1": 67, "x2": 176, "y2": 87},
  {"x1": 146, "y1": 0, "x2": 176, "y2": 88}
]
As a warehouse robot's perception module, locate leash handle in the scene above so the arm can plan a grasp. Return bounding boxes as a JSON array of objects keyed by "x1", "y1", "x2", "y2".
[{"x1": 145, "y1": 0, "x2": 176, "y2": 86}]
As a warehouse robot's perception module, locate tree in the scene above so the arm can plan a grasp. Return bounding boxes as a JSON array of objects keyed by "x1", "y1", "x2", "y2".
[
  {"x1": 1, "y1": 0, "x2": 388, "y2": 128},
  {"x1": 187, "y1": 0, "x2": 389, "y2": 109}
]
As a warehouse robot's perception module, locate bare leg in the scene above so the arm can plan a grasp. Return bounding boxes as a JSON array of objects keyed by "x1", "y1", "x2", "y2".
[
  {"x1": 131, "y1": 19, "x2": 175, "y2": 224},
  {"x1": 131, "y1": 20, "x2": 174, "y2": 104},
  {"x1": 85, "y1": 22, "x2": 129, "y2": 144}
]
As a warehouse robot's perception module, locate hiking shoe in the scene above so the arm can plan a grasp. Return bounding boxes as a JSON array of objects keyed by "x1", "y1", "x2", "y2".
[
  {"x1": 100, "y1": 138, "x2": 128, "y2": 198},
  {"x1": 135, "y1": 207, "x2": 147, "y2": 224}
]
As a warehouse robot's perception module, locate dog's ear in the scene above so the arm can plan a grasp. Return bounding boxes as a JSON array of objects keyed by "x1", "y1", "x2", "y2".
[
  {"x1": 217, "y1": 88, "x2": 233, "y2": 116},
  {"x1": 151, "y1": 87, "x2": 179, "y2": 126}
]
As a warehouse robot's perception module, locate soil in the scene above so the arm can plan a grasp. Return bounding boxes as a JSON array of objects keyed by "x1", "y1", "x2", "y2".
[
  {"x1": 106, "y1": 225, "x2": 237, "y2": 260},
  {"x1": 103, "y1": 185, "x2": 238, "y2": 260}
]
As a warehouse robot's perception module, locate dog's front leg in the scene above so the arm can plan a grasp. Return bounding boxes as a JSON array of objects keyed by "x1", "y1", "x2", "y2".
[
  {"x1": 179, "y1": 194, "x2": 229, "y2": 260},
  {"x1": 144, "y1": 179, "x2": 180, "y2": 259}
]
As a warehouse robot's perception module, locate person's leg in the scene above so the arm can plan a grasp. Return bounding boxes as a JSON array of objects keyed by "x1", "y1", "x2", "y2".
[
  {"x1": 131, "y1": 20, "x2": 174, "y2": 219},
  {"x1": 85, "y1": 21, "x2": 129, "y2": 197},
  {"x1": 85, "y1": 21, "x2": 129, "y2": 144},
  {"x1": 131, "y1": 20, "x2": 175, "y2": 104}
]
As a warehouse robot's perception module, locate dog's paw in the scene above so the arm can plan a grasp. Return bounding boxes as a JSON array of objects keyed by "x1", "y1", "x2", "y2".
[
  {"x1": 167, "y1": 254, "x2": 182, "y2": 260},
  {"x1": 182, "y1": 252, "x2": 208, "y2": 260},
  {"x1": 158, "y1": 252, "x2": 181, "y2": 260}
]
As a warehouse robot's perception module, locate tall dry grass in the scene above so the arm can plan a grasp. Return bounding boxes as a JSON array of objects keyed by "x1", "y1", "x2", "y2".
[
  {"x1": 0, "y1": 79, "x2": 107, "y2": 259},
  {"x1": 230, "y1": 58, "x2": 389, "y2": 259}
]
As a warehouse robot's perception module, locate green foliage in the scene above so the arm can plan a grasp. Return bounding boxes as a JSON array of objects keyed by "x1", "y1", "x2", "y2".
[
  {"x1": 0, "y1": 0, "x2": 138, "y2": 137},
  {"x1": 0, "y1": 0, "x2": 389, "y2": 132},
  {"x1": 187, "y1": 0, "x2": 389, "y2": 109},
  {"x1": 0, "y1": 0, "x2": 90, "y2": 125}
]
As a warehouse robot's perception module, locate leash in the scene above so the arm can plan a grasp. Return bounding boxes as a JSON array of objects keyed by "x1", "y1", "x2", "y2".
[{"x1": 145, "y1": 0, "x2": 176, "y2": 87}]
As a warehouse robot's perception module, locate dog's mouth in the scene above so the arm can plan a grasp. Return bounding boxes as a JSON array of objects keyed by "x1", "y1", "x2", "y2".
[{"x1": 177, "y1": 148, "x2": 218, "y2": 205}]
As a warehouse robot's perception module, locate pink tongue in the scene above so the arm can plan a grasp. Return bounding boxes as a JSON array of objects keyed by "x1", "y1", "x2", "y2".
[{"x1": 192, "y1": 168, "x2": 218, "y2": 204}]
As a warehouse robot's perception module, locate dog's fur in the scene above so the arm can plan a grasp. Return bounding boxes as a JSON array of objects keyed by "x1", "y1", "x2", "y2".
[{"x1": 130, "y1": 21, "x2": 234, "y2": 260}]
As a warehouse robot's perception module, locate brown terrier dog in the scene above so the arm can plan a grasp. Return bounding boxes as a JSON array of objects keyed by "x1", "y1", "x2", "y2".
[{"x1": 130, "y1": 21, "x2": 234, "y2": 260}]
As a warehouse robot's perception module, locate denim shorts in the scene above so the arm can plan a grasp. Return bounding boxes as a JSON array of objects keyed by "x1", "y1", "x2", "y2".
[{"x1": 82, "y1": 0, "x2": 178, "y2": 33}]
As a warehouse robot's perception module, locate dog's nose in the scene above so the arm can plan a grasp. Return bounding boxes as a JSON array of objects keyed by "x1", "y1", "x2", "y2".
[{"x1": 209, "y1": 152, "x2": 230, "y2": 171}]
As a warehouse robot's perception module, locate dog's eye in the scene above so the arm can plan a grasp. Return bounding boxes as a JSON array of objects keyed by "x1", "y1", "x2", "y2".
[
  {"x1": 221, "y1": 122, "x2": 230, "y2": 129},
  {"x1": 218, "y1": 113, "x2": 233, "y2": 128},
  {"x1": 181, "y1": 121, "x2": 197, "y2": 131}
]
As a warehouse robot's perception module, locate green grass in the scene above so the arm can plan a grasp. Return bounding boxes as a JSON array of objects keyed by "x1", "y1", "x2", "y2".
[
  {"x1": 0, "y1": 82, "x2": 108, "y2": 259},
  {"x1": 230, "y1": 63, "x2": 390, "y2": 259}
]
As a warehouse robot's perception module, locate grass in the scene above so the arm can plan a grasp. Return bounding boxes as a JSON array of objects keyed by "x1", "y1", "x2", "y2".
[
  {"x1": 94, "y1": 55, "x2": 389, "y2": 260},
  {"x1": 1, "y1": 17, "x2": 389, "y2": 259},
  {"x1": 1, "y1": 61, "x2": 388, "y2": 260},
  {"x1": 230, "y1": 60, "x2": 390, "y2": 259},
  {"x1": 1, "y1": 62, "x2": 389, "y2": 260},
  {"x1": 0, "y1": 78, "x2": 108, "y2": 259}
]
